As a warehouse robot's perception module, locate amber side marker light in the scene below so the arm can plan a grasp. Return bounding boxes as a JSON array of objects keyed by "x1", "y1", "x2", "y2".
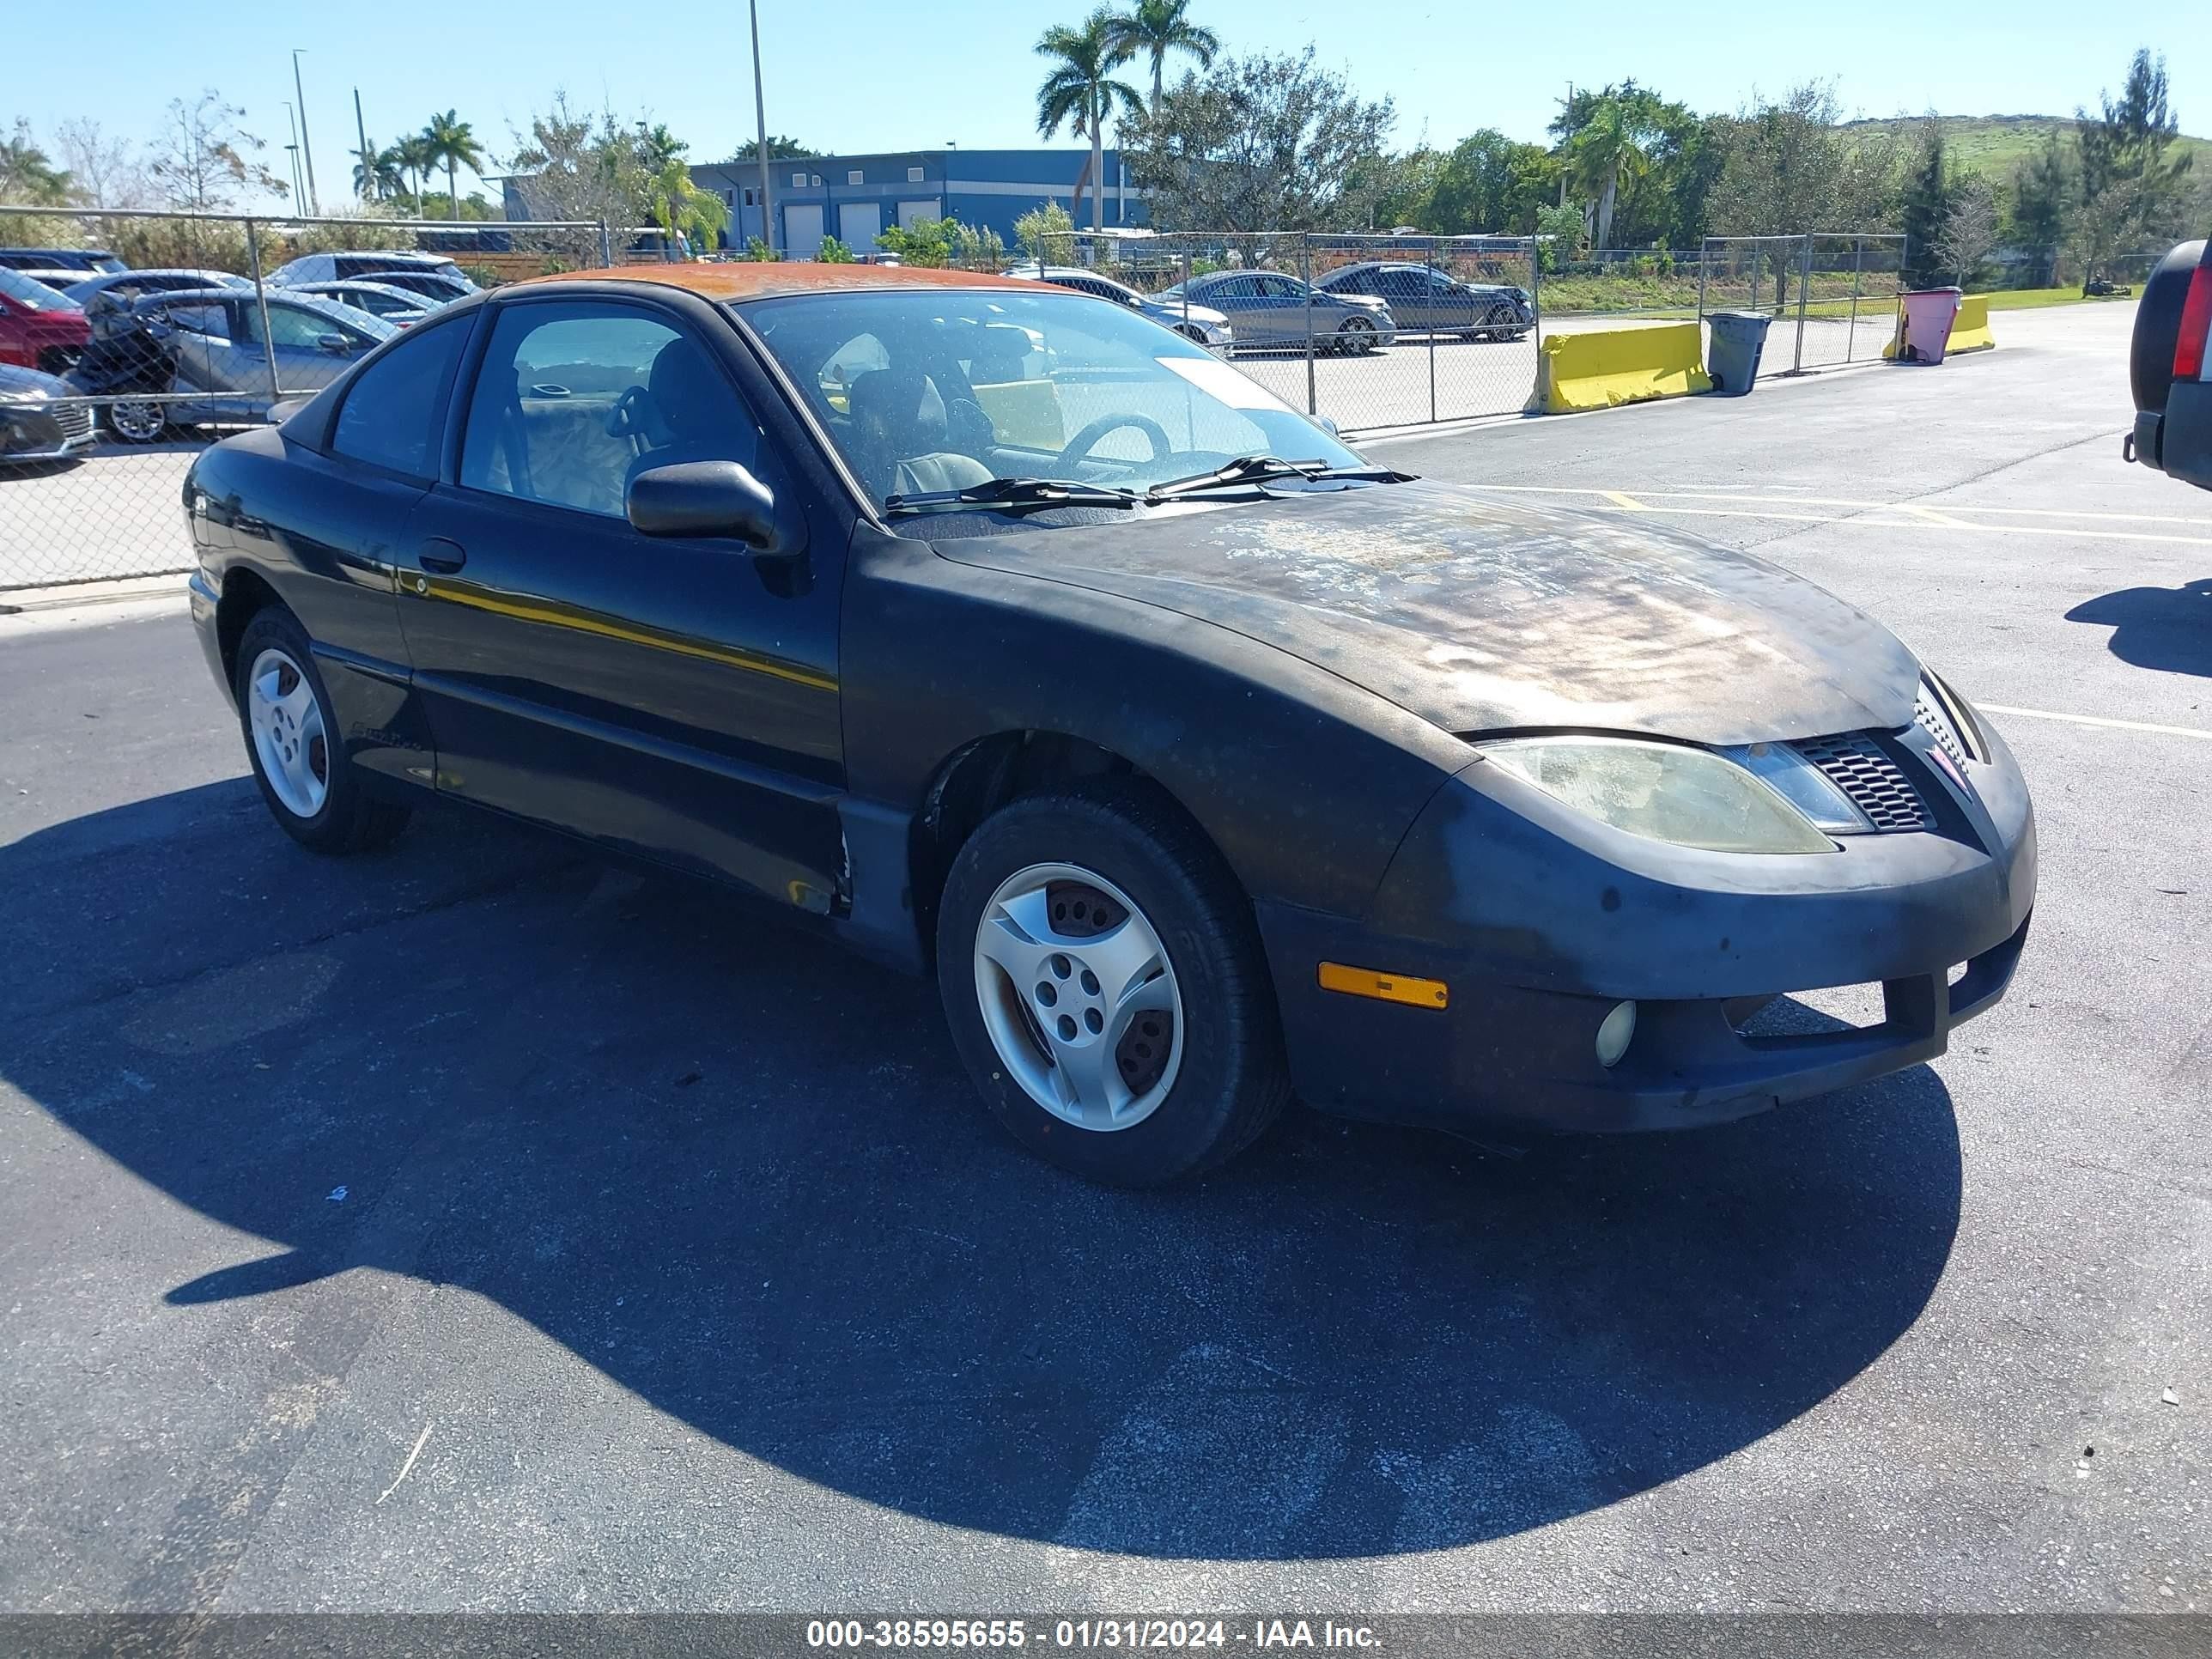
[{"x1": 1318, "y1": 962, "x2": 1449, "y2": 1010}]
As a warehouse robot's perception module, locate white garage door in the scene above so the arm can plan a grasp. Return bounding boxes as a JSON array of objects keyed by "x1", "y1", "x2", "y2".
[
  {"x1": 785, "y1": 204, "x2": 824, "y2": 258},
  {"x1": 898, "y1": 198, "x2": 941, "y2": 229},
  {"x1": 840, "y1": 202, "x2": 881, "y2": 251}
]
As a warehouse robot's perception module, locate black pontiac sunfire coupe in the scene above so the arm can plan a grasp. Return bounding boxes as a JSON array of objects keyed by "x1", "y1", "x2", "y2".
[{"x1": 184, "y1": 261, "x2": 2034, "y2": 1186}]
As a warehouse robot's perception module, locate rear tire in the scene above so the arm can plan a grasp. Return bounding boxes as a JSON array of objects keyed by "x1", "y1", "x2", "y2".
[
  {"x1": 234, "y1": 609, "x2": 410, "y2": 855},
  {"x1": 107, "y1": 399, "x2": 167, "y2": 443},
  {"x1": 936, "y1": 782, "x2": 1289, "y2": 1186}
]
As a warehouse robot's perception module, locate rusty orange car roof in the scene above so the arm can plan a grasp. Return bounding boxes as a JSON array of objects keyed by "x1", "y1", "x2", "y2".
[{"x1": 514, "y1": 261, "x2": 1033, "y2": 301}]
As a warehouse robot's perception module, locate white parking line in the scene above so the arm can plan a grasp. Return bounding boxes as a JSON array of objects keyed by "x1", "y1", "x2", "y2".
[
  {"x1": 1982, "y1": 704, "x2": 2212, "y2": 741},
  {"x1": 1451, "y1": 483, "x2": 2212, "y2": 548}
]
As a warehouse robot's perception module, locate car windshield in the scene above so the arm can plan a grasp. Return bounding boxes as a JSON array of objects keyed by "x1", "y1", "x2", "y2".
[
  {"x1": 740, "y1": 286, "x2": 1365, "y2": 513},
  {"x1": 0, "y1": 268, "x2": 80, "y2": 312}
]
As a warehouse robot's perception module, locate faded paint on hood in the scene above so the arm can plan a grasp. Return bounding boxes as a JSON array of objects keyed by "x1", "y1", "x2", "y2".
[{"x1": 935, "y1": 478, "x2": 1919, "y2": 746}]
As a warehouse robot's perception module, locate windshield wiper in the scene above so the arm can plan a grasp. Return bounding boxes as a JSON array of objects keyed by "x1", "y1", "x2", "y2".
[
  {"x1": 1144, "y1": 455, "x2": 1408, "y2": 501},
  {"x1": 882, "y1": 476, "x2": 1144, "y2": 516}
]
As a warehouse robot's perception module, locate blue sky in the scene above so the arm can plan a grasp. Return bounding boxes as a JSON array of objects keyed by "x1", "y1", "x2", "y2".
[{"x1": 9, "y1": 1, "x2": 2201, "y2": 208}]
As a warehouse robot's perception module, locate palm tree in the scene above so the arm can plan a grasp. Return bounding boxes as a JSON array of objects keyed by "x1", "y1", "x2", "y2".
[
  {"x1": 422, "y1": 111, "x2": 483, "y2": 216},
  {"x1": 393, "y1": 134, "x2": 436, "y2": 210},
  {"x1": 1561, "y1": 92, "x2": 1659, "y2": 251},
  {"x1": 1036, "y1": 10, "x2": 1144, "y2": 234},
  {"x1": 1104, "y1": 0, "x2": 1218, "y2": 107},
  {"x1": 353, "y1": 138, "x2": 403, "y2": 202}
]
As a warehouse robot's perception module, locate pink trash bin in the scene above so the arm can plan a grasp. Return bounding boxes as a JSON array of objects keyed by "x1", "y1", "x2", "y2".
[{"x1": 1893, "y1": 287, "x2": 1965, "y2": 364}]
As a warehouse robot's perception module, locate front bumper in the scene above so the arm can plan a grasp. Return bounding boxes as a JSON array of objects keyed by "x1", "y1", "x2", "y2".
[
  {"x1": 1259, "y1": 719, "x2": 2036, "y2": 1133},
  {"x1": 0, "y1": 401, "x2": 97, "y2": 461}
]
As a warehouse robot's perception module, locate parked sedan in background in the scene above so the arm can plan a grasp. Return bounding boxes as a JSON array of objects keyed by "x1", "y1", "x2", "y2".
[
  {"x1": 92, "y1": 289, "x2": 392, "y2": 440},
  {"x1": 64, "y1": 269, "x2": 252, "y2": 319},
  {"x1": 0, "y1": 267, "x2": 90, "y2": 375},
  {"x1": 280, "y1": 279, "x2": 442, "y2": 325},
  {"x1": 1152, "y1": 270, "x2": 1396, "y2": 354},
  {"x1": 0, "y1": 247, "x2": 127, "y2": 276},
  {"x1": 267, "y1": 251, "x2": 478, "y2": 305},
  {"x1": 1005, "y1": 264, "x2": 1232, "y2": 348},
  {"x1": 1317, "y1": 260, "x2": 1533, "y2": 341},
  {"x1": 0, "y1": 362, "x2": 96, "y2": 464}
]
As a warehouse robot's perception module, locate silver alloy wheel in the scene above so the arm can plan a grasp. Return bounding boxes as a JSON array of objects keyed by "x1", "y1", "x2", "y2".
[
  {"x1": 246, "y1": 647, "x2": 330, "y2": 819},
  {"x1": 108, "y1": 399, "x2": 165, "y2": 443},
  {"x1": 972, "y1": 861, "x2": 1185, "y2": 1133},
  {"x1": 1339, "y1": 316, "x2": 1376, "y2": 354}
]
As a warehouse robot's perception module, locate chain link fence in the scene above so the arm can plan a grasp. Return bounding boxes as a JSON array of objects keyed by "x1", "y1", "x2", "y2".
[
  {"x1": 1, "y1": 205, "x2": 616, "y2": 592},
  {"x1": 1696, "y1": 234, "x2": 1907, "y2": 373}
]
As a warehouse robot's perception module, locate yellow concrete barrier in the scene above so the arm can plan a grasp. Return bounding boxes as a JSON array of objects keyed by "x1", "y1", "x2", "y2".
[
  {"x1": 1525, "y1": 321, "x2": 1712, "y2": 414},
  {"x1": 1882, "y1": 294, "x2": 1996, "y2": 359}
]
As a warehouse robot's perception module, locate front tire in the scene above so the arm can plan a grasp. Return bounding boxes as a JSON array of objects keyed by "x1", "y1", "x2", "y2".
[
  {"x1": 936, "y1": 783, "x2": 1289, "y2": 1186},
  {"x1": 234, "y1": 609, "x2": 410, "y2": 855},
  {"x1": 107, "y1": 399, "x2": 167, "y2": 443},
  {"x1": 1335, "y1": 316, "x2": 1377, "y2": 355}
]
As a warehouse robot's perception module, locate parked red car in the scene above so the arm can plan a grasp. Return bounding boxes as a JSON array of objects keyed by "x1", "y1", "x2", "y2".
[{"x1": 0, "y1": 269, "x2": 90, "y2": 375}]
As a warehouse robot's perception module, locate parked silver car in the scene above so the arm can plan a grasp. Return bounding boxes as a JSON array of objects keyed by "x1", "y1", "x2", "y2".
[
  {"x1": 1152, "y1": 270, "x2": 1397, "y2": 354},
  {"x1": 279, "y1": 279, "x2": 442, "y2": 325},
  {"x1": 99, "y1": 289, "x2": 392, "y2": 439},
  {"x1": 64, "y1": 269, "x2": 253, "y2": 317},
  {"x1": 1004, "y1": 264, "x2": 1233, "y2": 348},
  {"x1": 1316, "y1": 260, "x2": 1532, "y2": 341}
]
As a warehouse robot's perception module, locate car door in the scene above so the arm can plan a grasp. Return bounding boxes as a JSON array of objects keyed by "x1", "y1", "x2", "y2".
[
  {"x1": 396, "y1": 292, "x2": 848, "y2": 911},
  {"x1": 151, "y1": 299, "x2": 230, "y2": 404},
  {"x1": 235, "y1": 301, "x2": 375, "y2": 411},
  {"x1": 1198, "y1": 276, "x2": 1262, "y2": 343}
]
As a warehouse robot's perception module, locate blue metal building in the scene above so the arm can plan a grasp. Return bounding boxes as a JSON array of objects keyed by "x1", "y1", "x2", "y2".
[{"x1": 688, "y1": 148, "x2": 1146, "y2": 256}]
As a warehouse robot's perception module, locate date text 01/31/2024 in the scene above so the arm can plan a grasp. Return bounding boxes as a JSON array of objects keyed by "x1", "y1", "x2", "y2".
[{"x1": 805, "y1": 1620, "x2": 1382, "y2": 1650}]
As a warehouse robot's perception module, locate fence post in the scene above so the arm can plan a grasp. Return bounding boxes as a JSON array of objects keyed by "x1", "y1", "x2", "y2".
[
  {"x1": 1426, "y1": 235, "x2": 1437, "y2": 426},
  {"x1": 1528, "y1": 234, "x2": 1542, "y2": 356},
  {"x1": 1792, "y1": 234, "x2": 1812, "y2": 374},
  {"x1": 1696, "y1": 236, "x2": 1709, "y2": 325},
  {"x1": 1846, "y1": 234, "x2": 1866, "y2": 362},
  {"x1": 1180, "y1": 242, "x2": 1192, "y2": 333},
  {"x1": 244, "y1": 218, "x2": 282, "y2": 416},
  {"x1": 1301, "y1": 234, "x2": 1316, "y2": 417},
  {"x1": 598, "y1": 219, "x2": 613, "y2": 268}
]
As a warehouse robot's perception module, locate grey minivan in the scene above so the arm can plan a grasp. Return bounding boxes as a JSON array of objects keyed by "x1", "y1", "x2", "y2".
[{"x1": 1153, "y1": 270, "x2": 1397, "y2": 354}]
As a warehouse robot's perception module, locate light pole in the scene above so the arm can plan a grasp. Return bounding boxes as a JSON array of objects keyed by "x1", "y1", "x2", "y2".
[
  {"x1": 292, "y1": 49, "x2": 320, "y2": 215},
  {"x1": 353, "y1": 88, "x2": 374, "y2": 204},
  {"x1": 749, "y1": 0, "x2": 775, "y2": 254},
  {"x1": 283, "y1": 102, "x2": 307, "y2": 210}
]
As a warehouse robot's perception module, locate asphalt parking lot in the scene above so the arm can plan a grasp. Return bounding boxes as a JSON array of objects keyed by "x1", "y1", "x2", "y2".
[{"x1": 1, "y1": 301, "x2": 2205, "y2": 1618}]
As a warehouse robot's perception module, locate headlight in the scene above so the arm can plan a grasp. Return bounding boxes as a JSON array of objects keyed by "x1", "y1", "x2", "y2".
[{"x1": 1478, "y1": 736, "x2": 1838, "y2": 854}]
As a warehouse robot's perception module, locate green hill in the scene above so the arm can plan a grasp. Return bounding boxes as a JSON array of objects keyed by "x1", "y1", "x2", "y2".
[{"x1": 1838, "y1": 113, "x2": 2212, "y2": 179}]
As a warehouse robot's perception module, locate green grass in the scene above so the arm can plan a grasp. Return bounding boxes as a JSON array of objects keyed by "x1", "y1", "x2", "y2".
[
  {"x1": 1838, "y1": 114, "x2": 2211, "y2": 181},
  {"x1": 1977, "y1": 286, "x2": 2136, "y2": 311}
]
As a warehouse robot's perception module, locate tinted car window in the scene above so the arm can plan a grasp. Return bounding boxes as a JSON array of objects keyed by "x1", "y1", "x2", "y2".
[
  {"x1": 161, "y1": 302, "x2": 231, "y2": 339},
  {"x1": 331, "y1": 319, "x2": 466, "y2": 477},
  {"x1": 459, "y1": 302, "x2": 760, "y2": 520}
]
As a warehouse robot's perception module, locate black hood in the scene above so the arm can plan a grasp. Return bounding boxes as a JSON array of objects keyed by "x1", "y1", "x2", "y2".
[{"x1": 935, "y1": 479, "x2": 1920, "y2": 747}]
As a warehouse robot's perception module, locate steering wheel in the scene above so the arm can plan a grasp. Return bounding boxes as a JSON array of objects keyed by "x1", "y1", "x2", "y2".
[
  {"x1": 605, "y1": 384, "x2": 648, "y2": 441},
  {"x1": 1054, "y1": 413, "x2": 1173, "y2": 474}
]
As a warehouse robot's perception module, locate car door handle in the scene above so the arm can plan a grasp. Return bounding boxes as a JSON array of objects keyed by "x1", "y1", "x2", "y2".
[{"x1": 417, "y1": 538, "x2": 467, "y2": 574}]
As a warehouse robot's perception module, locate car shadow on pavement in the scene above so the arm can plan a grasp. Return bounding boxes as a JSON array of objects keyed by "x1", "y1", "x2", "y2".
[
  {"x1": 2065, "y1": 579, "x2": 2212, "y2": 678},
  {"x1": 5, "y1": 780, "x2": 1962, "y2": 1561}
]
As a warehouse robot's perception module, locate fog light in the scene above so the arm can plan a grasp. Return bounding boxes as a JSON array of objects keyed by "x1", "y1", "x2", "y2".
[{"x1": 1595, "y1": 1000, "x2": 1638, "y2": 1068}]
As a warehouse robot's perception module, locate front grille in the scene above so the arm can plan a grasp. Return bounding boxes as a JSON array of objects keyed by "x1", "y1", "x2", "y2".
[
  {"x1": 1792, "y1": 734, "x2": 1929, "y2": 832},
  {"x1": 53, "y1": 403, "x2": 94, "y2": 445},
  {"x1": 1915, "y1": 682, "x2": 1972, "y2": 769}
]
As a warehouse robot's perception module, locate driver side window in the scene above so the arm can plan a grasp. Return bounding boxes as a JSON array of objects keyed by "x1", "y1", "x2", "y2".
[{"x1": 458, "y1": 302, "x2": 762, "y2": 520}]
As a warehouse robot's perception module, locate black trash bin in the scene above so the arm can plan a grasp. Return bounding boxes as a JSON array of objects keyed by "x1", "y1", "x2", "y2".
[{"x1": 1706, "y1": 310, "x2": 1772, "y2": 394}]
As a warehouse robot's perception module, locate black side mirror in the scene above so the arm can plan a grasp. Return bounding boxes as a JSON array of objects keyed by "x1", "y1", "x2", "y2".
[
  {"x1": 627, "y1": 460, "x2": 793, "y2": 556},
  {"x1": 316, "y1": 333, "x2": 354, "y2": 355}
]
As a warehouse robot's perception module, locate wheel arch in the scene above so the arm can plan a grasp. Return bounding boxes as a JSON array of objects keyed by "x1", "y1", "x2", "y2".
[
  {"x1": 215, "y1": 565, "x2": 288, "y2": 687},
  {"x1": 906, "y1": 729, "x2": 1242, "y2": 969}
]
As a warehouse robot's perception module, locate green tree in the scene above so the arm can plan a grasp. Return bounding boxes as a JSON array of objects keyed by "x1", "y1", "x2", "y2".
[
  {"x1": 353, "y1": 137, "x2": 403, "y2": 202},
  {"x1": 1551, "y1": 83, "x2": 1670, "y2": 250},
  {"x1": 1427, "y1": 130, "x2": 1558, "y2": 234},
  {"x1": 422, "y1": 111, "x2": 484, "y2": 219},
  {"x1": 1534, "y1": 201, "x2": 1585, "y2": 272},
  {"x1": 1707, "y1": 82, "x2": 1901, "y2": 309},
  {"x1": 2073, "y1": 46, "x2": 2195, "y2": 283},
  {"x1": 1121, "y1": 49, "x2": 1395, "y2": 233},
  {"x1": 721, "y1": 135, "x2": 818, "y2": 162},
  {"x1": 1103, "y1": 0, "x2": 1219, "y2": 107},
  {"x1": 877, "y1": 217, "x2": 953, "y2": 266},
  {"x1": 816, "y1": 234, "x2": 854, "y2": 263},
  {"x1": 1014, "y1": 199, "x2": 1078, "y2": 264},
  {"x1": 2007, "y1": 129, "x2": 2069, "y2": 282},
  {"x1": 0, "y1": 122, "x2": 72, "y2": 205},
  {"x1": 394, "y1": 133, "x2": 438, "y2": 206},
  {"x1": 1036, "y1": 9, "x2": 1145, "y2": 233},
  {"x1": 1899, "y1": 120, "x2": 1953, "y2": 286}
]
